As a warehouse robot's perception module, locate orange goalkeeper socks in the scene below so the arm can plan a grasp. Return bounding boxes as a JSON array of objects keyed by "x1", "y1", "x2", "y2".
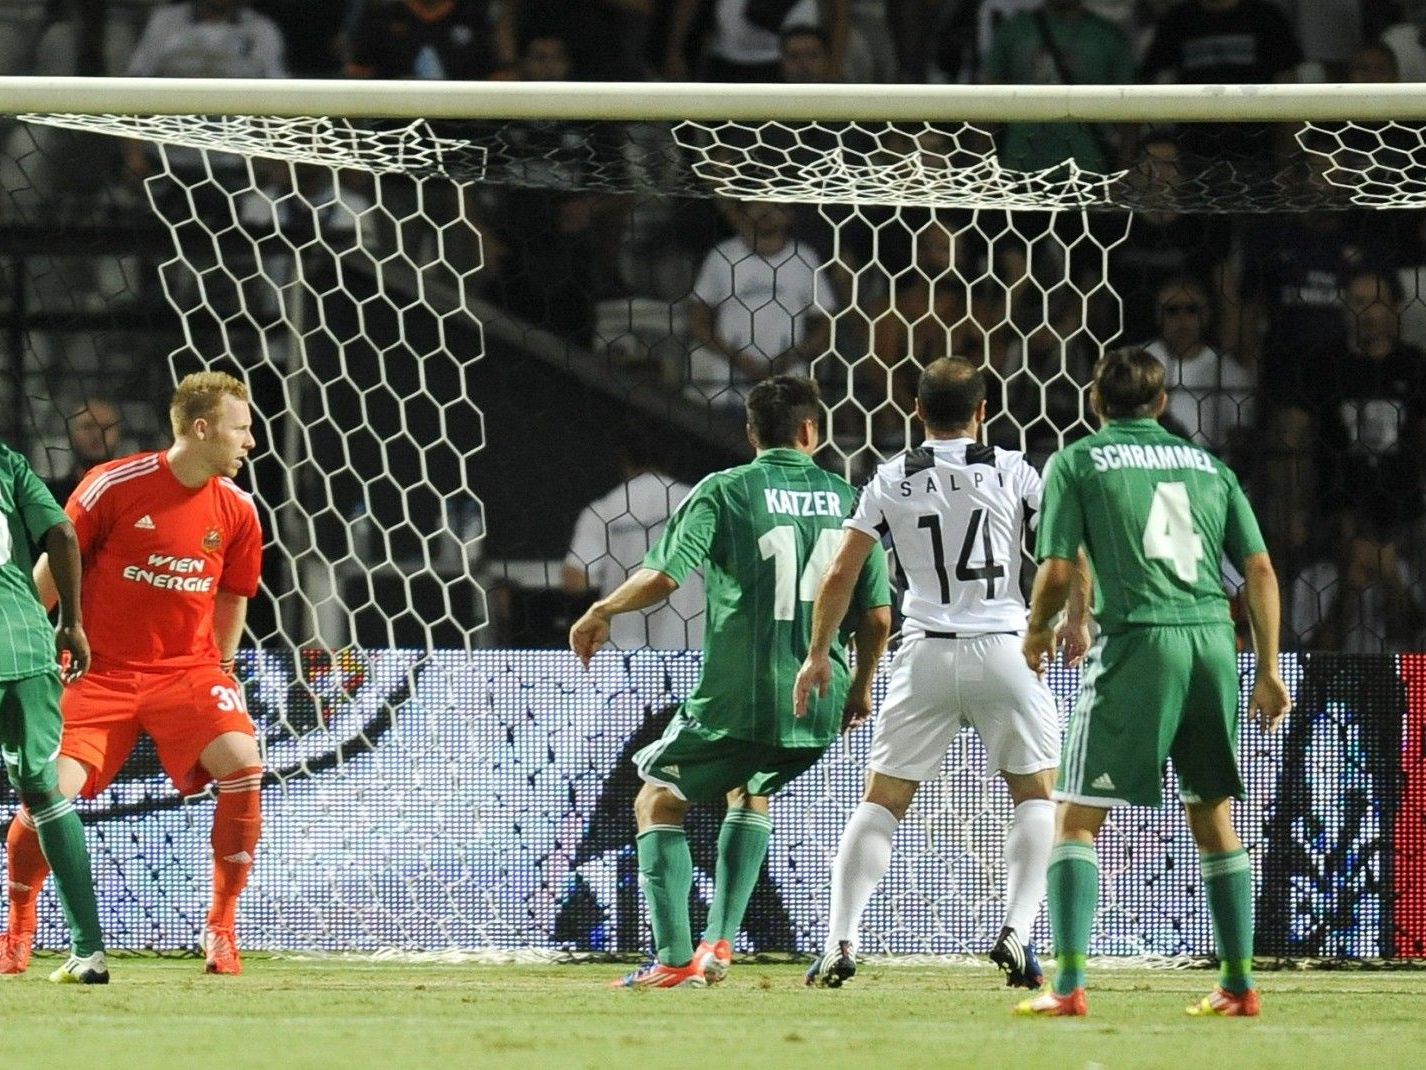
[
  {"x1": 207, "y1": 766, "x2": 263, "y2": 932},
  {"x1": 6, "y1": 808, "x2": 49, "y2": 936}
]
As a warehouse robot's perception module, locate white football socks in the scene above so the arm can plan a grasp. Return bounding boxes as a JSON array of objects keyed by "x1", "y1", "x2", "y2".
[
  {"x1": 824, "y1": 801, "x2": 899, "y2": 954},
  {"x1": 1003, "y1": 797, "x2": 1056, "y2": 940}
]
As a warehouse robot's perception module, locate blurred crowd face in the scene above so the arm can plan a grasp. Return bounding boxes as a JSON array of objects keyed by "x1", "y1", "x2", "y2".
[
  {"x1": 1343, "y1": 273, "x2": 1402, "y2": 355},
  {"x1": 522, "y1": 37, "x2": 571, "y2": 82},
  {"x1": 1350, "y1": 43, "x2": 1398, "y2": 84},
  {"x1": 68, "y1": 400, "x2": 122, "y2": 469},
  {"x1": 1155, "y1": 281, "x2": 1209, "y2": 357},
  {"x1": 780, "y1": 32, "x2": 832, "y2": 83},
  {"x1": 742, "y1": 201, "x2": 793, "y2": 247}
]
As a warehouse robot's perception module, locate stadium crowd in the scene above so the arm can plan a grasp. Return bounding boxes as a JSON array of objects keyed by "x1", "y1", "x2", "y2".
[{"x1": 0, "y1": 0, "x2": 1424, "y2": 653}]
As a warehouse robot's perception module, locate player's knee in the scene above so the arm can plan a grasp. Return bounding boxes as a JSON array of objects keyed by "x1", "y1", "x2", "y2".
[
  {"x1": 863, "y1": 773, "x2": 917, "y2": 820},
  {"x1": 726, "y1": 788, "x2": 768, "y2": 816},
  {"x1": 634, "y1": 782, "x2": 686, "y2": 829},
  {"x1": 1184, "y1": 798, "x2": 1239, "y2": 853},
  {"x1": 1002, "y1": 767, "x2": 1056, "y2": 805}
]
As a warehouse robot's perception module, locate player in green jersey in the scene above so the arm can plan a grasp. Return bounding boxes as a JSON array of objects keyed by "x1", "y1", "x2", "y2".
[
  {"x1": 0, "y1": 442, "x2": 107, "y2": 983},
  {"x1": 569, "y1": 376, "x2": 893, "y2": 989},
  {"x1": 1015, "y1": 347, "x2": 1292, "y2": 1019}
]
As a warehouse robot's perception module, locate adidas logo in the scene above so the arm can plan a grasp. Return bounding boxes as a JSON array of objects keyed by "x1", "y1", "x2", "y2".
[
  {"x1": 662, "y1": 764, "x2": 681, "y2": 779},
  {"x1": 134, "y1": 514, "x2": 156, "y2": 530},
  {"x1": 1090, "y1": 773, "x2": 1116, "y2": 791},
  {"x1": 221, "y1": 851, "x2": 254, "y2": 865}
]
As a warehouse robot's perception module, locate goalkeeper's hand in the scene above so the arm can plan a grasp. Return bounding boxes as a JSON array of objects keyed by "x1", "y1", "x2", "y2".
[{"x1": 569, "y1": 609, "x2": 611, "y2": 670}]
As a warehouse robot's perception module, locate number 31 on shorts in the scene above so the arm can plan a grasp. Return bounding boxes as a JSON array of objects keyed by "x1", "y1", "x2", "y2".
[{"x1": 211, "y1": 684, "x2": 249, "y2": 713}]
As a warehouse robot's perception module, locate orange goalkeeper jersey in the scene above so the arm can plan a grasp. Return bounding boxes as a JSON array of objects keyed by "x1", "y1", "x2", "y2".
[{"x1": 66, "y1": 452, "x2": 263, "y2": 671}]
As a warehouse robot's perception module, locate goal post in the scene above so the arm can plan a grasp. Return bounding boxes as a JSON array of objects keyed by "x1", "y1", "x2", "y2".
[{"x1": 0, "y1": 78, "x2": 1418, "y2": 961}]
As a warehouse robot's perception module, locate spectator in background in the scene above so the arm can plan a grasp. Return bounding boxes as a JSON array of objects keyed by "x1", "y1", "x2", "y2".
[
  {"x1": 45, "y1": 398, "x2": 123, "y2": 508},
  {"x1": 1271, "y1": 269, "x2": 1426, "y2": 588},
  {"x1": 251, "y1": 0, "x2": 350, "y2": 76},
  {"x1": 664, "y1": 0, "x2": 844, "y2": 82},
  {"x1": 346, "y1": 0, "x2": 515, "y2": 79},
  {"x1": 1142, "y1": 276, "x2": 1255, "y2": 460},
  {"x1": 982, "y1": 0, "x2": 1134, "y2": 173},
  {"x1": 511, "y1": 0, "x2": 653, "y2": 80},
  {"x1": 1140, "y1": 0, "x2": 1301, "y2": 165},
  {"x1": 1110, "y1": 133, "x2": 1233, "y2": 344},
  {"x1": 1381, "y1": 7, "x2": 1426, "y2": 82},
  {"x1": 687, "y1": 199, "x2": 834, "y2": 411},
  {"x1": 780, "y1": 23, "x2": 836, "y2": 81},
  {"x1": 1277, "y1": 0, "x2": 1362, "y2": 80},
  {"x1": 128, "y1": 0, "x2": 287, "y2": 79},
  {"x1": 1291, "y1": 531, "x2": 1425, "y2": 653},
  {"x1": 562, "y1": 425, "x2": 705, "y2": 650},
  {"x1": 491, "y1": 33, "x2": 632, "y2": 339},
  {"x1": 862, "y1": 220, "x2": 988, "y2": 453}
]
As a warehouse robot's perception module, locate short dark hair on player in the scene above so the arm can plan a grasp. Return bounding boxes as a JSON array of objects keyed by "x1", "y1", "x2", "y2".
[
  {"x1": 746, "y1": 375, "x2": 821, "y2": 449},
  {"x1": 1093, "y1": 346, "x2": 1166, "y2": 419},
  {"x1": 916, "y1": 357, "x2": 986, "y2": 432}
]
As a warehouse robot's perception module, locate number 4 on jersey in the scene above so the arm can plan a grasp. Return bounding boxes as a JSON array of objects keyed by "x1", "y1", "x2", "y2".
[{"x1": 1142, "y1": 481, "x2": 1204, "y2": 583}]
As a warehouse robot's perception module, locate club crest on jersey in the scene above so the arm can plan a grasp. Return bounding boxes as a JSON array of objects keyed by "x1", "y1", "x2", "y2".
[{"x1": 203, "y1": 528, "x2": 222, "y2": 552}]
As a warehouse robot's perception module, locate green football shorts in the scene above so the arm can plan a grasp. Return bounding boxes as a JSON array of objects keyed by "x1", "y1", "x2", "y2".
[
  {"x1": 634, "y1": 709, "x2": 826, "y2": 803},
  {"x1": 0, "y1": 669, "x2": 63, "y2": 794},
  {"x1": 1057, "y1": 623, "x2": 1244, "y2": 809}
]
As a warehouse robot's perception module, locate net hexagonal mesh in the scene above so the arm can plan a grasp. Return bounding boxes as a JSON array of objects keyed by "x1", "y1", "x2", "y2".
[{"x1": 1, "y1": 108, "x2": 1416, "y2": 959}]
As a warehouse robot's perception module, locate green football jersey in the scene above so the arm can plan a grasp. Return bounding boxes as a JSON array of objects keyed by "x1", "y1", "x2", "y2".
[
  {"x1": 1035, "y1": 418, "x2": 1267, "y2": 632},
  {"x1": 0, "y1": 443, "x2": 69, "y2": 680},
  {"x1": 644, "y1": 447, "x2": 891, "y2": 749}
]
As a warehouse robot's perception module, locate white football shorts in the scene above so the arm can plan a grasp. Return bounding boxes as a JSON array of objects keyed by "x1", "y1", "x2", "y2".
[{"x1": 868, "y1": 632, "x2": 1061, "y2": 781}]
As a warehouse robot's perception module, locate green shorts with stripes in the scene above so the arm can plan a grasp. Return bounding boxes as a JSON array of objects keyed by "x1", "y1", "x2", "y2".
[
  {"x1": 633, "y1": 709, "x2": 826, "y2": 804},
  {"x1": 1057, "y1": 623, "x2": 1244, "y2": 809},
  {"x1": 0, "y1": 670, "x2": 63, "y2": 794}
]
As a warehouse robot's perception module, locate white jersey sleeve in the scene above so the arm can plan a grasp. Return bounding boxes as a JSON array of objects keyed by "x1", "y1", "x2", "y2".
[{"x1": 844, "y1": 474, "x2": 889, "y2": 541}]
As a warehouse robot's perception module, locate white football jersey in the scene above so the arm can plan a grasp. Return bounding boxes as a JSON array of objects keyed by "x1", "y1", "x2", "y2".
[{"x1": 845, "y1": 438, "x2": 1042, "y2": 636}]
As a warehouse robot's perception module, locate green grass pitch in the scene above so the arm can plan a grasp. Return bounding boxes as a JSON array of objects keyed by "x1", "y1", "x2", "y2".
[{"x1": 5, "y1": 956, "x2": 1426, "y2": 1069}]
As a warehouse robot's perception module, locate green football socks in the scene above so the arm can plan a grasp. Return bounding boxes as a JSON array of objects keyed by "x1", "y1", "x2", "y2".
[
  {"x1": 1047, "y1": 841, "x2": 1099, "y2": 995},
  {"x1": 26, "y1": 793, "x2": 104, "y2": 957},
  {"x1": 1201, "y1": 849, "x2": 1255, "y2": 994},
  {"x1": 704, "y1": 807, "x2": 772, "y2": 944},
  {"x1": 637, "y1": 825, "x2": 694, "y2": 967}
]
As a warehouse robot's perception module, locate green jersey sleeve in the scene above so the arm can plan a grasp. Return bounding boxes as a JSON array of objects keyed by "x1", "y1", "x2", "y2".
[
  {"x1": 1035, "y1": 449, "x2": 1085, "y2": 562},
  {"x1": 1221, "y1": 468, "x2": 1267, "y2": 570},
  {"x1": 644, "y1": 475, "x2": 719, "y2": 584},
  {"x1": 13, "y1": 457, "x2": 68, "y2": 544}
]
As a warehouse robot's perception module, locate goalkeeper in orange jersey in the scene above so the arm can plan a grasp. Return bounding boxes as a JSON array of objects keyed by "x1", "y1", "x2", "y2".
[{"x1": 0, "y1": 372, "x2": 265, "y2": 977}]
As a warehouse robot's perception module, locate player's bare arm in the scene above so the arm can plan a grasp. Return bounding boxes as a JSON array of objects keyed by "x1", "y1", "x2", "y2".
[
  {"x1": 31, "y1": 552, "x2": 58, "y2": 612},
  {"x1": 568, "y1": 567, "x2": 678, "y2": 669},
  {"x1": 213, "y1": 592, "x2": 248, "y2": 675},
  {"x1": 1056, "y1": 549, "x2": 1094, "y2": 667},
  {"x1": 794, "y1": 528, "x2": 874, "y2": 718},
  {"x1": 1241, "y1": 551, "x2": 1292, "y2": 732},
  {"x1": 842, "y1": 603, "x2": 891, "y2": 732},
  {"x1": 43, "y1": 521, "x2": 89, "y2": 683},
  {"x1": 1024, "y1": 555, "x2": 1077, "y2": 674}
]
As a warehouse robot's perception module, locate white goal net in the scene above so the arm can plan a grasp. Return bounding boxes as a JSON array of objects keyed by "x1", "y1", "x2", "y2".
[{"x1": 0, "y1": 80, "x2": 1416, "y2": 960}]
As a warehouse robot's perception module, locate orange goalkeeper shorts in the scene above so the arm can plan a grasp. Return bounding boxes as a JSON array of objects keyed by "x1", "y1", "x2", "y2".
[{"x1": 60, "y1": 665, "x2": 256, "y2": 798}]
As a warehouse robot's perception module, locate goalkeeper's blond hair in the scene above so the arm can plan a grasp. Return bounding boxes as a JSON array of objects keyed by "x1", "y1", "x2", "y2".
[{"x1": 169, "y1": 371, "x2": 250, "y2": 439}]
